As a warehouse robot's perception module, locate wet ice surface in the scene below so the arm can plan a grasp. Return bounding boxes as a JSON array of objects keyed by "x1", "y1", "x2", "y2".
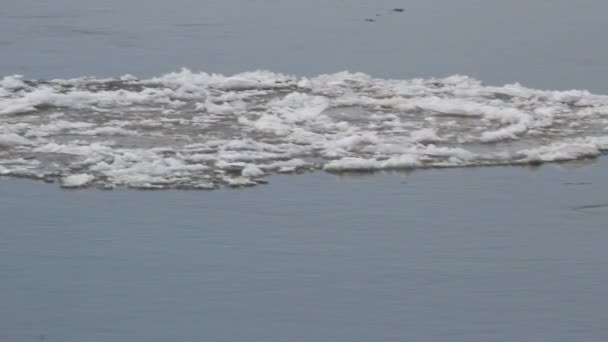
[{"x1": 2, "y1": 70, "x2": 608, "y2": 189}]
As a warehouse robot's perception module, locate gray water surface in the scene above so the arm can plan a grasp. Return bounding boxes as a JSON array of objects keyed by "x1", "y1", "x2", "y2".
[
  {"x1": 2, "y1": 161, "x2": 608, "y2": 342},
  {"x1": 2, "y1": 0, "x2": 608, "y2": 92},
  {"x1": 2, "y1": 1, "x2": 608, "y2": 341}
]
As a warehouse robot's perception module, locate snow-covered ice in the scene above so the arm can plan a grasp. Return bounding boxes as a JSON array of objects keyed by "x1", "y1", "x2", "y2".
[
  {"x1": 1, "y1": 69, "x2": 607, "y2": 189},
  {"x1": 61, "y1": 174, "x2": 95, "y2": 188}
]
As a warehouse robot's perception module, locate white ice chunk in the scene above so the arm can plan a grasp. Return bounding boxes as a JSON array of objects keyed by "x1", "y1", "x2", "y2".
[
  {"x1": 61, "y1": 174, "x2": 95, "y2": 188},
  {"x1": 0, "y1": 133, "x2": 31, "y2": 147},
  {"x1": 241, "y1": 164, "x2": 265, "y2": 178}
]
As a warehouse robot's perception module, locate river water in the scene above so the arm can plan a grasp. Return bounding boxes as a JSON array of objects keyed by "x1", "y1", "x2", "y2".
[{"x1": 1, "y1": 1, "x2": 608, "y2": 341}]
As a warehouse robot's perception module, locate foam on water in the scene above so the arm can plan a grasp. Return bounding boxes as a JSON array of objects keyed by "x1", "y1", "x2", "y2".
[{"x1": 1, "y1": 69, "x2": 608, "y2": 189}]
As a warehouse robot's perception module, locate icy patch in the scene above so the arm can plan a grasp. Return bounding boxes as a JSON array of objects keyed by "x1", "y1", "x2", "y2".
[
  {"x1": 324, "y1": 155, "x2": 421, "y2": 172},
  {"x1": 0, "y1": 133, "x2": 31, "y2": 147},
  {"x1": 1, "y1": 69, "x2": 607, "y2": 189},
  {"x1": 61, "y1": 174, "x2": 95, "y2": 188},
  {"x1": 324, "y1": 157, "x2": 382, "y2": 172},
  {"x1": 0, "y1": 75, "x2": 29, "y2": 90},
  {"x1": 410, "y1": 128, "x2": 443, "y2": 143},
  {"x1": 241, "y1": 164, "x2": 265, "y2": 178}
]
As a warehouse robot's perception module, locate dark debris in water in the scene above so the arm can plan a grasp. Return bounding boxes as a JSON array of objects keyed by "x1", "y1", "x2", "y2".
[
  {"x1": 572, "y1": 203, "x2": 608, "y2": 211},
  {"x1": 364, "y1": 7, "x2": 405, "y2": 23}
]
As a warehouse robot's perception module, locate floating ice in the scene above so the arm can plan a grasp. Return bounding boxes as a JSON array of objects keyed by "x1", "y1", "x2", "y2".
[
  {"x1": 0, "y1": 133, "x2": 31, "y2": 147},
  {"x1": 61, "y1": 174, "x2": 95, "y2": 188},
  {"x1": 241, "y1": 164, "x2": 265, "y2": 178},
  {"x1": 1, "y1": 69, "x2": 607, "y2": 189}
]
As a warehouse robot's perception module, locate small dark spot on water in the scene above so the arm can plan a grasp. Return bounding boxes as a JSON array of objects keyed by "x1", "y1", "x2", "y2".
[
  {"x1": 393, "y1": 8, "x2": 405, "y2": 13},
  {"x1": 564, "y1": 182, "x2": 592, "y2": 186},
  {"x1": 364, "y1": 18, "x2": 376, "y2": 22},
  {"x1": 572, "y1": 203, "x2": 608, "y2": 211}
]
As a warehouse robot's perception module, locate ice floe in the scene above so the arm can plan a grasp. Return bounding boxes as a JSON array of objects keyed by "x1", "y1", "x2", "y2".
[{"x1": 1, "y1": 69, "x2": 607, "y2": 189}]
